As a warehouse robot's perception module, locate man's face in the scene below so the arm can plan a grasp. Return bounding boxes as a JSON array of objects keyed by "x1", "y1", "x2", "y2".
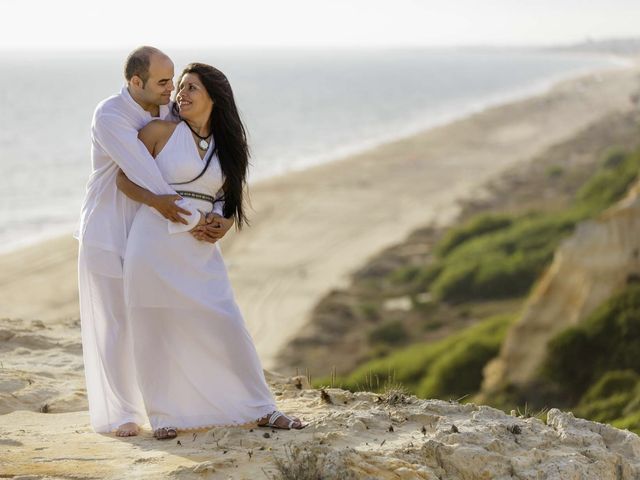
[{"x1": 139, "y1": 54, "x2": 175, "y2": 106}]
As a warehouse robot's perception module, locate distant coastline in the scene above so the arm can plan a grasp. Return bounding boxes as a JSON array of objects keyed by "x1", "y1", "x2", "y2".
[{"x1": 0, "y1": 51, "x2": 630, "y2": 255}]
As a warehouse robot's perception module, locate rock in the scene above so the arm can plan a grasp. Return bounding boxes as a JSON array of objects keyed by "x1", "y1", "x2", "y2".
[
  {"x1": 383, "y1": 296, "x2": 413, "y2": 311},
  {"x1": 2, "y1": 374, "x2": 640, "y2": 479},
  {"x1": 192, "y1": 461, "x2": 217, "y2": 473},
  {"x1": 348, "y1": 418, "x2": 368, "y2": 432}
]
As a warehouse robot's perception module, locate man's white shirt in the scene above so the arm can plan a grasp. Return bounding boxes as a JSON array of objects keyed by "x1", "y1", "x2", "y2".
[{"x1": 75, "y1": 86, "x2": 215, "y2": 275}]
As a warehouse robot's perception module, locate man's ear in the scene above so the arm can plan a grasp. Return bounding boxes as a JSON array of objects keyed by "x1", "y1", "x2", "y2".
[{"x1": 130, "y1": 75, "x2": 144, "y2": 89}]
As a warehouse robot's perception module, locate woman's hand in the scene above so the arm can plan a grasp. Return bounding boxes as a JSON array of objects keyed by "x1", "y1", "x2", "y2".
[
  {"x1": 190, "y1": 213, "x2": 235, "y2": 243},
  {"x1": 189, "y1": 210, "x2": 208, "y2": 231}
]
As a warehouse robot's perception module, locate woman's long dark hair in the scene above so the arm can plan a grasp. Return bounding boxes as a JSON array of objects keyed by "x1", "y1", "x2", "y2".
[{"x1": 173, "y1": 63, "x2": 250, "y2": 228}]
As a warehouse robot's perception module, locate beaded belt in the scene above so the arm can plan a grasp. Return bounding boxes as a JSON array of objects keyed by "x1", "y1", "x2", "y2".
[{"x1": 176, "y1": 190, "x2": 217, "y2": 208}]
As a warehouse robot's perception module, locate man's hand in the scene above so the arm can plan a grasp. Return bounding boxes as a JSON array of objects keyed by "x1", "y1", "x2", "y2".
[
  {"x1": 149, "y1": 194, "x2": 191, "y2": 224},
  {"x1": 190, "y1": 213, "x2": 235, "y2": 243},
  {"x1": 116, "y1": 169, "x2": 190, "y2": 225}
]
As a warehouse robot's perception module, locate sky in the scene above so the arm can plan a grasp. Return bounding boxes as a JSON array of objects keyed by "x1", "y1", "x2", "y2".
[{"x1": 1, "y1": 0, "x2": 639, "y2": 50}]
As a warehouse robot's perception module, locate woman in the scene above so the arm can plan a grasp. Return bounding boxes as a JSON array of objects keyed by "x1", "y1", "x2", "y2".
[{"x1": 117, "y1": 63, "x2": 304, "y2": 439}]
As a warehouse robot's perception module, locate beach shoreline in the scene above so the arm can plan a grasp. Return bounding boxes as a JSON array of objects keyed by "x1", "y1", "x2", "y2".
[
  {"x1": 0, "y1": 53, "x2": 628, "y2": 256},
  {"x1": 1, "y1": 62, "x2": 638, "y2": 374}
]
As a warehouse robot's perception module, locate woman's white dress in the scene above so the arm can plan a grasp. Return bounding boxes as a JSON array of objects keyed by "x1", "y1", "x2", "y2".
[{"x1": 123, "y1": 121, "x2": 278, "y2": 430}]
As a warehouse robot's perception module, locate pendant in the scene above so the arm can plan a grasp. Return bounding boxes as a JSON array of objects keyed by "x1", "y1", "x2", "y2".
[{"x1": 198, "y1": 138, "x2": 209, "y2": 150}]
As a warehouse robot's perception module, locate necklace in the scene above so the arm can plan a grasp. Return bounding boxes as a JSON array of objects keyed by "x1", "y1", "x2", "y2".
[{"x1": 184, "y1": 121, "x2": 212, "y2": 151}]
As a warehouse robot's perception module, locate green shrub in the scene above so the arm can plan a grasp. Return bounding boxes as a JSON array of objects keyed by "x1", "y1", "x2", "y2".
[
  {"x1": 358, "y1": 302, "x2": 380, "y2": 321},
  {"x1": 422, "y1": 318, "x2": 445, "y2": 331},
  {"x1": 430, "y1": 259, "x2": 477, "y2": 301},
  {"x1": 368, "y1": 320, "x2": 409, "y2": 345},
  {"x1": 424, "y1": 149, "x2": 640, "y2": 302},
  {"x1": 387, "y1": 263, "x2": 442, "y2": 292},
  {"x1": 612, "y1": 410, "x2": 640, "y2": 435},
  {"x1": 574, "y1": 371, "x2": 640, "y2": 423},
  {"x1": 430, "y1": 211, "x2": 578, "y2": 301},
  {"x1": 579, "y1": 370, "x2": 640, "y2": 405},
  {"x1": 574, "y1": 392, "x2": 635, "y2": 423},
  {"x1": 415, "y1": 263, "x2": 444, "y2": 290},
  {"x1": 621, "y1": 387, "x2": 640, "y2": 414},
  {"x1": 389, "y1": 265, "x2": 421, "y2": 285},
  {"x1": 540, "y1": 285, "x2": 640, "y2": 401},
  {"x1": 338, "y1": 313, "x2": 514, "y2": 396},
  {"x1": 575, "y1": 149, "x2": 640, "y2": 213},
  {"x1": 417, "y1": 340, "x2": 500, "y2": 399},
  {"x1": 435, "y1": 213, "x2": 515, "y2": 257},
  {"x1": 546, "y1": 165, "x2": 564, "y2": 178},
  {"x1": 602, "y1": 147, "x2": 627, "y2": 168},
  {"x1": 340, "y1": 340, "x2": 448, "y2": 393}
]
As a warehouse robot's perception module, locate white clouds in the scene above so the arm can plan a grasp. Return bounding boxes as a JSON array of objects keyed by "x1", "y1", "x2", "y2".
[{"x1": 1, "y1": 0, "x2": 638, "y2": 50}]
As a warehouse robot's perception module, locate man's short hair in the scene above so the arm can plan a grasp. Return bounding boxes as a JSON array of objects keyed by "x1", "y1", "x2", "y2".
[{"x1": 124, "y1": 46, "x2": 164, "y2": 86}]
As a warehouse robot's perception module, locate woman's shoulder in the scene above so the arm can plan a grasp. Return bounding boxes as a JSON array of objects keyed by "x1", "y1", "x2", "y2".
[
  {"x1": 138, "y1": 119, "x2": 178, "y2": 140},
  {"x1": 138, "y1": 120, "x2": 180, "y2": 155}
]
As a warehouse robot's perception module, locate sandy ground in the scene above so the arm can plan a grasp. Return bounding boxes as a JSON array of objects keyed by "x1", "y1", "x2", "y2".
[
  {"x1": 3, "y1": 375, "x2": 639, "y2": 479},
  {"x1": 0, "y1": 65, "x2": 638, "y2": 377}
]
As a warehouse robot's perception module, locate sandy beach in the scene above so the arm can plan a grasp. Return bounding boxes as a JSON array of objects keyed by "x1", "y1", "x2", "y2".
[{"x1": 1, "y1": 65, "x2": 638, "y2": 373}]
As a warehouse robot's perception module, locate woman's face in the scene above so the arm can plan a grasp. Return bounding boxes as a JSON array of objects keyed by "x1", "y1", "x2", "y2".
[{"x1": 176, "y1": 73, "x2": 213, "y2": 121}]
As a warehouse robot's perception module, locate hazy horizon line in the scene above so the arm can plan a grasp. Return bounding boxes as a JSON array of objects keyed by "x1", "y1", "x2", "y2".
[{"x1": 1, "y1": 36, "x2": 639, "y2": 52}]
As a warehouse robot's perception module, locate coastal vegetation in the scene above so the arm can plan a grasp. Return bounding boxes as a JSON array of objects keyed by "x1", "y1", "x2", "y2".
[
  {"x1": 338, "y1": 312, "x2": 514, "y2": 400},
  {"x1": 416, "y1": 147, "x2": 640, "y2": 302},
  {"x1": 309, "y1": 116, "x2": 640, "y2": 433}
]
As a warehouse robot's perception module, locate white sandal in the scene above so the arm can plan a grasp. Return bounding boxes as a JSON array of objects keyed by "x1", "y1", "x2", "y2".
[
  {"x1": 153, "y1": 426, "x2": 178, "y2": 440},
  {"x1": 258, "y1": 411, "x2": 306, "y2": 430}
]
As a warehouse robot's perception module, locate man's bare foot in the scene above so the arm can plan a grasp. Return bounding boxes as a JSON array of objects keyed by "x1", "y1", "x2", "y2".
[
  {"x1": 115, "y1": 422, "x2": 140, "y2": 437},
  {"x1": 257, "y1": 411, "x2": 305, "y2": 430}
]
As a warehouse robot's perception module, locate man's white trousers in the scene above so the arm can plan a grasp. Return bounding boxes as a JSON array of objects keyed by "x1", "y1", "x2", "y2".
[{"x1": 77, "y1": 244, "x2": 147, "y2": 433}]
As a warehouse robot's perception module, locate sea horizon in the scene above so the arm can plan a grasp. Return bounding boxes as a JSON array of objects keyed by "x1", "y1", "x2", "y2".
[{"x1": 0, "y1": 48, "x2": 629, "y2": 254}]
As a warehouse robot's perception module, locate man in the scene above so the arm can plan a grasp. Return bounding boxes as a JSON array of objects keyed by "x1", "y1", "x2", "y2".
[{"x1": 75, "y1": 46, "x2": 231, "y2": 437}]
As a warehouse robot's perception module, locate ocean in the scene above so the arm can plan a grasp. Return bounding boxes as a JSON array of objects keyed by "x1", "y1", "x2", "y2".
[{"x1": 0, "y1": 48, "x2": 622, "y2": 253}]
